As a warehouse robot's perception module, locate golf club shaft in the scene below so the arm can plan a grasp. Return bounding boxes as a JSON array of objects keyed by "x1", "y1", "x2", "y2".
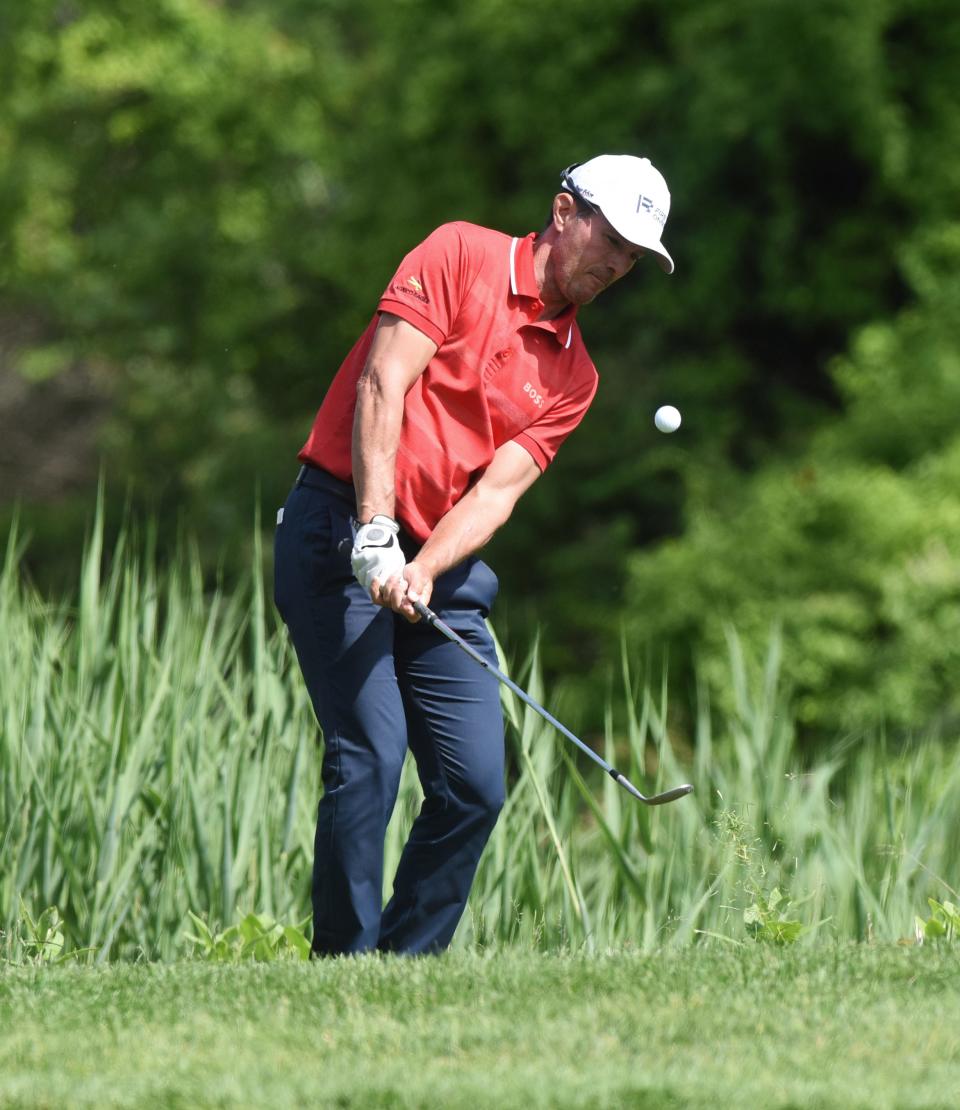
[{"x1": 412, "y1": 600, "x2": 693, "y2": 806}]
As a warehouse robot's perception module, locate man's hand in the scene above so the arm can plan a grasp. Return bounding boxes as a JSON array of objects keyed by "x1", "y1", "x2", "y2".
[
  {"x1": 372, "y1": 560, "x2": 435, "y2": 622},
  {"x1": 351, "y1": 515, "x2": 406, "y2": 592}
]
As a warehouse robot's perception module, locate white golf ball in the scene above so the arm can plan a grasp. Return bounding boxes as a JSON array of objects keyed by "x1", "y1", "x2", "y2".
[{"x1": 654, "y1": 405, "x2": 682, "y2": 433}]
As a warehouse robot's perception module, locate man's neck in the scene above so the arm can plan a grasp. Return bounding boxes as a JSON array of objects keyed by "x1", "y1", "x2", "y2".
[{"x1": 532, "y1": 234, "x2": 570, "y2": 320}]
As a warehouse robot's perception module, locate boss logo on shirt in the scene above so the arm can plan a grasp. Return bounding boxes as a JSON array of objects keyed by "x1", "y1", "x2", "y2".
[
  {"x1": 390, "y1": 274, "x2": 430, "y2": 304},
  {"x1": 523, "y1": 382, "x2": 544, "y2": 408}
]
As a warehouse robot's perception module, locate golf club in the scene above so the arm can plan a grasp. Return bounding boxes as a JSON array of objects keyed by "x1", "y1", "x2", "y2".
[{"x1": 412, "y1": 599, "x2": 694, "y2": 807}]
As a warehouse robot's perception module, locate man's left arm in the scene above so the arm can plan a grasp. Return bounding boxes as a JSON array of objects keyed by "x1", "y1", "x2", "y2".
[{"x1": 379, "y1": 441, "x2": 541, "y2": 620}]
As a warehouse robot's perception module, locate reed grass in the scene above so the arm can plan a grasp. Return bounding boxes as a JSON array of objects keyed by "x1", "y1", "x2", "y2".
[{"x1": 2, "y1": 506, "x2": 958, "y2": 961}]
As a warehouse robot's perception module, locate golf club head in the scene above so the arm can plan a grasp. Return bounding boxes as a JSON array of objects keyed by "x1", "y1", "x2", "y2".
[
  {"x1": 613, "y1": 774, "x2": 694, "y2": 806},
  {"x1": 414, "y1": 599, "x2": 695, "y2": 810}
]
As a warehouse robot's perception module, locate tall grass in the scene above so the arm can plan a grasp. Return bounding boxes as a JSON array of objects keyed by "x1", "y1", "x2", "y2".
[
  {"x1": 2, "y1": 509, "x2": 959, "y2": 961},
  {"x1": 1, "y1": 507, "x2": 317, "y2": 962}
]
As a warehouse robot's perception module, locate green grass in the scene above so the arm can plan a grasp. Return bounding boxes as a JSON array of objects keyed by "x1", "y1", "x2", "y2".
[
  {"x1": 3, "y1": 503, "x2": 960, "y2": 959},
  {"x1": 4, "y1": 506, "x2": 960, "y2": 1106},
  {"x1": 2, "y1": 948, "x2": 959, "y2": 1108}
]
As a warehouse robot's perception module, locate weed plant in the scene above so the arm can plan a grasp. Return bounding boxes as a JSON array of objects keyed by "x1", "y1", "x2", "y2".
[{"x1": 2, "y1": 509, "x2": 959, "y2": 961}]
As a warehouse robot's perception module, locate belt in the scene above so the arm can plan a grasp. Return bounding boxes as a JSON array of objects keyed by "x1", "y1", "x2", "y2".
[
  {"x1": 296, "y1": 463, "x2": 419, "y2": 554},
  {"x1": 295, "y1": 463, "x2": 356, "y2": 505}
]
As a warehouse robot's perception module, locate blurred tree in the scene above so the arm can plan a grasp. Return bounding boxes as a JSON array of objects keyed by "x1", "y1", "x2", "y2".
[
  {"x1": 1, "y1": 0, "x2": 958, "y2": 736},
  {"x1": 624, "y1": 0, "x2": 960, "y2": 735},
  {"x1": 1, "y1": 0, "x2": 355, "y2": 565}
]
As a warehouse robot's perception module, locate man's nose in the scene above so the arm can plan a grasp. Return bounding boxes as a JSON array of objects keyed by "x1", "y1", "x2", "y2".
[
  {"x1": 616, "y1": 247, "x2": 643, "y2": 277},
  {"x1": 612, "y1": 253, "x2": 633, "y2": 279}
]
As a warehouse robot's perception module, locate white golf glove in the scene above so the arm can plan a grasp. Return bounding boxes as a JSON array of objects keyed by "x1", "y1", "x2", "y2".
[{"x1": 351, "y1": 515, "x2": 406, "y2": 592}]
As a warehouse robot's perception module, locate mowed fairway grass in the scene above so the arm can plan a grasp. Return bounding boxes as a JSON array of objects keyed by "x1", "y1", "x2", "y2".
[{"x1": 2, "y1": 947, "x2": 959, "y2": 1109}]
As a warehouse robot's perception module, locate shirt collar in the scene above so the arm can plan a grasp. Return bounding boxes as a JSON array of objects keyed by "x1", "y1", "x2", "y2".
[{"x1": 510, "y1": 233, "x2": 577, "y2": 349}]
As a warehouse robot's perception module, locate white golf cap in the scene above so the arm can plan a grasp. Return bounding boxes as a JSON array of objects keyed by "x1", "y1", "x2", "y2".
[{"x1": 561, "y1": 154, "x2": 674, "y2": 274}]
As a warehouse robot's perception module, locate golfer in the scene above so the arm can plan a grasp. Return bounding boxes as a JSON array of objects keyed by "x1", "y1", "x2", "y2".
[{"x1": 275, "y1": 154, "x2": 675, "y2": 955}]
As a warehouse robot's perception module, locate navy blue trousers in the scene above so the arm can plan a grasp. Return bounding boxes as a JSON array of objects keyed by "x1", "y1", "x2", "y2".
[{"x1": 274, "y1": 467, "x2": 505, "y2": 955}]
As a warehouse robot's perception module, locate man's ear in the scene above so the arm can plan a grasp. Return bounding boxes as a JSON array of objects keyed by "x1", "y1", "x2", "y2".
[{"x1": 552, "y1": 191, "x2": 579, "y2": 233}]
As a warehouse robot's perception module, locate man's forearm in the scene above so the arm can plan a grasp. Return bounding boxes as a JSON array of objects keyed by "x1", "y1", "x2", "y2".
[
  {"x1": 352, "y1": 370, "x2": 404, "y2": 523},
  {"x1": 413, "y1": 483, "x2": 514, "y2": 581},
  {"x1": 413, "y1": 441, "x2": 541, "y2": 581},
  {"x1": 350, "y1": 314, "x2": 438, "y2": 525}
]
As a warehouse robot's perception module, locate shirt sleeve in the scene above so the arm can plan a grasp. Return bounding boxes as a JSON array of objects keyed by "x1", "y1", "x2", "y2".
[
  {"x1": 377, "y1": 223, "x2": 471, "y2": 348},
  {"x1": 513, "y1": 361, "x2": 599, "y2": 472}
]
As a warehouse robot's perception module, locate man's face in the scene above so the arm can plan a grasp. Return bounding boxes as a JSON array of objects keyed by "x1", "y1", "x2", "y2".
[{"x1": 551, "y1": 203, "x2": 646, "y2": 306}]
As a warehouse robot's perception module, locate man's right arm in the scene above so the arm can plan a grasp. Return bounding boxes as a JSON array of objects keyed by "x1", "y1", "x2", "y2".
[{"x1": 351, "y1": 312, "x2": 438, "y2": 524}]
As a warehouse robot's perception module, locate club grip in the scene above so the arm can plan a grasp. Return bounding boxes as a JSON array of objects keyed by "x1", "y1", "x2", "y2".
[{"x1": 412, "y1": 599, "x2": 436, "y2": 624}]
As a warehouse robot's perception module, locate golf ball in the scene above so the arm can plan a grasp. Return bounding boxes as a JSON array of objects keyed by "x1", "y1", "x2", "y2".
[{"x1": 654, "y1": 405, "x2": 682, "y2": 433}]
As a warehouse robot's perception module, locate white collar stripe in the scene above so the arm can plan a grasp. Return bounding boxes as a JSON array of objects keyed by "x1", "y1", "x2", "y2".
[{"x1": 565, "y1": 326, "x2": 573, "y2": 349}]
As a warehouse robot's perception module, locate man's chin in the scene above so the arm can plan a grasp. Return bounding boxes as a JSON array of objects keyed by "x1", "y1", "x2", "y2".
[{"x1": 565, "y1": 283, "x2": 599, "y2": 306}]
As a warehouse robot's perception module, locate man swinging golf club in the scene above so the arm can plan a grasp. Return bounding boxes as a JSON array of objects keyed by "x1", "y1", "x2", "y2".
[{"x1": 275, "y1": 154, "x2": 678, "y2": 957}]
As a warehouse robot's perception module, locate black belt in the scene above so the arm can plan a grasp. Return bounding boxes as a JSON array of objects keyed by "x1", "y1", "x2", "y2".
[
  {"x1": 295, "y1": 463, "x2": 356, "y2": 505},
  {"x1": 295, "y1": 463, "x2": 419, "y2": 553}
]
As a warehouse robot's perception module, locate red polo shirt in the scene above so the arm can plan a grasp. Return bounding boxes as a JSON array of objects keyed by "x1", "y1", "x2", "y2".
[{"x1": 299, "y1": 222, "x2": 599, "y2": 542}]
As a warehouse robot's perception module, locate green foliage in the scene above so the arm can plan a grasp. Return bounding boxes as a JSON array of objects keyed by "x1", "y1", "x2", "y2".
[
  {"x1": 1, "y1": 898, "x2": 94, "y2": 965},
  {"x1": 709, "y1": 800, "x2": 832, "y2": 947},
  {"x1": 3, "y1": 901, "x2": 65, "y2": 965},
  {"x1": 3, "y1": 519, "x2": 959, "y2": 959},
  {"x1": 625, "y1": 233, "x2": 960, "y2": 735},
  {"x1": 18, "y1": 902, "x2": 66, "y2": 964},
  {"x1": 184, "y1": 910, "x2": 310, "y2": 962},
  {"x1": 3, "y1": 0, "x2": 347, "y2": 368},
  {"x1": 4, "y1": 0, "x2": 960, "y2": 694},
  {"x1": 0, "y1": 503, "x2": 318, "y2": 962},
  {"x1": 743, "y1": 888, "x2": 804, "y2": 946},
  {"x1": 1, "y1": 0, "x2": 352, "y2": 554},
  {"x1": 614, "y1": 3, "x2": 960, "y2": 737},
  {"x1": 915, "y1": 898, "x2": 960, "y2": 944},
  {"x1": 709, "y1": 809, "x2": 807, "y2": 946}
]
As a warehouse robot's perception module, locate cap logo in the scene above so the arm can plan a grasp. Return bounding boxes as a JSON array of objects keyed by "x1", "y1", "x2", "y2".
[{"x1": 637, "y1": 195, "x2": 667, "y2": 227}]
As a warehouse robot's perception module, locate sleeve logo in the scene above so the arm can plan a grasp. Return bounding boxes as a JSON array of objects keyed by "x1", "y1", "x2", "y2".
[{"x1": 389, "y1": 274, "x2": 430, "y2": 304}]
